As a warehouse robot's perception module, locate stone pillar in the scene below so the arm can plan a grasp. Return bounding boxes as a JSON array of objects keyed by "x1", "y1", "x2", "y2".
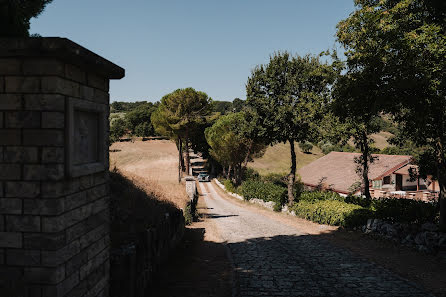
[{"x1": 0, "y1": 38, "x2": 124, "y2": 297}]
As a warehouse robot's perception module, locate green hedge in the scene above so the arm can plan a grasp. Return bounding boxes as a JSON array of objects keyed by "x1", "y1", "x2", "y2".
[
  {"x1": 223, "y1": 179, "x2": 237, "y2": 194},
  {"x1": 369, "y1": 198, "x2": 437, "y2": 224},
  {"x1": 298, "y1": 190, "x2": 345, "y2": 203},
  {"x1": 239, "y1": 180, "x2": 287, "y2": 210},
  {"x1": 291, "y1": 200, "x2": 372, "y2": 227}
]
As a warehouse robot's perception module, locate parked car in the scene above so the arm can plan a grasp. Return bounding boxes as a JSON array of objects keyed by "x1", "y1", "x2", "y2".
[{"x1": 197, "y1": 173, "x2": 210, "y2": 182}]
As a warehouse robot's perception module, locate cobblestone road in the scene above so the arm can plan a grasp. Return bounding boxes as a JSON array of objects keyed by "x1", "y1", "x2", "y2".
[{"x1": 199, "y1": 182, "x2": 433, "y2": 297}]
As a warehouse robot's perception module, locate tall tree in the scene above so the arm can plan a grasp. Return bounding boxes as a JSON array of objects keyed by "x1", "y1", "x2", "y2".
[
  {"x1": 337, "y1": 0, "x2": 446, "y2": 229},
  {"x1": 0, "y1": 0, "x2": 54, "y2": 37},
  {"x1": 151, "y1": 88, "x2": 212, "y2": 177},
  {"x1": 247, "y1": 52, "x2": 337, "y2": 204}
]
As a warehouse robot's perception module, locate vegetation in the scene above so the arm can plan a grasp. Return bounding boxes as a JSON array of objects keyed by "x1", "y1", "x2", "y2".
[
  {"x1": 125, "y1": 102, "x2": 157, "y2": 137},
  {"x1": 109, "y1": 118, "x2": 126, "y2": 145},
  {"x1": 0, "y1": 0, "x2": 53, "y2": 37},
  {"x1": 247, "y1": 52, "x2": 338, "y2": 204},
  {"x1": 239, "y1": 179, "x2": 287, "y2": 211}
]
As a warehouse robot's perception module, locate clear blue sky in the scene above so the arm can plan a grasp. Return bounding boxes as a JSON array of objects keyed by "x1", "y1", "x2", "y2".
[{"x1": 30, "y1": 0, "x2": 355, "y2": 103}]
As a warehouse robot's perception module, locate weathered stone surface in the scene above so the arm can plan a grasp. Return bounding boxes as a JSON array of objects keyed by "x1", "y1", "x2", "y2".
[
  {"x1": 41, "y1": 240, "x2": 80, "y2": 266},
  {"x1": 80, "y1": 86, "x2": 94, "y2": 101},
  {"x1": 0, "y1": 112, "x2": 3, "y2": 128},
  {"x1": 66, "y1": 210, "x2": 108, "y2": 242},
  {"x1": 79, "y1": 248, "x2": 108, "y2": 280},
  {"x1": 24, "y1": 94, "x2": 65, "y2": 111},
  {"x1": 65, "y1": 64, "x2": 86, "y2": 84},
  {"x1": 4, "y1": 146, "x2": 39, "y2": 163},
  {"x1": 23, "y1": 129, "x2": 64, "y2": 146},
  {"x1": 0, "y1": 129, "x2": 21, "y2": 145},
  {"x1": 0, "y1": 58, "x2": 21, "y2": 75},
  {"x1": 87, "y1": 74, "x2": 108, "y2": 91},
  {"x1": 43, "y1": 272, "x2": 80, "y2": 297},
  {"x1": 80, "y1": 224, "x2": 108, "y2": 250},
  {"x1": 0, "y1": 94, "x2": 21, "y2": 109},
  {"x1": 24, "y1": 198, "x2": 65, "y2": 216},
  {"x1": 6, "y1": 215, "x2": 40, "y2": 232},
  {"x1": 5, "y1": 76, "x2": 40, "y2": 93},
  {"x1": 42, "y1": 76, "x2": 80, "y2": 97},
  {"x1": 6, "y1": 249, "x2": 40, "y2": 266},
  {"x1": 0, "y1": 231, "x2": 22, "y2": 248},
  {"x1": 42, "y1": 147, "x2": 64, "y2": 163},
  {"x1": 64, "y1": 191, "x2": 87, "y2": 211},
  {"x1": 86, "y1": 236, "x2": 108, "y2": 260},
  {"x1": 24, "y1": 232, "x2": 66, "y2": 250},
  {"x1": 0, "y1": 215, "x2": 3, "y2": 231},
  {"x1": 6, "y1": 181, "x2": 40, "y2": 198},
  {"x1": 0, "y1": 77, "x2": 4, "y2": 92},
  {"x1": 24, "y1": 266, "x2": 65, "y2": 284},
  {"x1": 5, "y1": 111, "x2": 41, "y2": 128},
  {"x1": 0, "y1": 198, "x2": 22, "y2": 214},
  {"x1": 42, "y1": 179, "x2": 80, "y2": 198},
  {"x1": 42, "y1": 112, "x2": 64, "y2": 129},
  {"x1": 0, "y1": 164, "x2": 21, "y2": 180},
  {"x1": 23, "y1": 59, "x2": 64, "y2": 76},
  {"x1": 66, "y1": 251, "x2": 88, "y2": 276},
  {"x1": 24, "y1": 164, "x2": 64, "y2": 181}
]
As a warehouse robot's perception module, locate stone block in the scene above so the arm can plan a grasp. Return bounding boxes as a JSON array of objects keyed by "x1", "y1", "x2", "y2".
[
  {"x1": 66, "y1": 64, "x2": 86, "y2": 84},
  {"x1": 43, "y1": 272, "x2": 80, "y2": 297},
  {"x1": 42, "y1": 112, "x2": 64, "y2": 128},
  {"x1": 66, "y1": 251, "x2": 88, "y2": 276},
  {"x1": 41, "y1": 240, "x2": 80, "y2": 266},
  {"x1": 79, "y1": 248, "x2": 108, "y2": 280},
  {"x1": 24, "y1": 266, "x2": 65, "y2": 284},
  {"x1": 5, "y1": 111, "x2": 41, "y2": 128},
  {"x1": 24, "y1": 198, "x2": 65, "y2": 216},
  {"x1": 6, "y1": 249, "x2": 40, "y2": 266},
  {"x1": 23, "y1": 129, "x2": 64, "y2": 146},
  {"x1": 0, "y1": 129, "x2": 21, "y2": 145},
  {"x1": 23, "y1": 59, "x2": 64, "y2": 76},
  {"x1": 24, "y1": 232, "x2": 66, "y2": 250},
  {"x1": 41, "y1": 76, "x2": 80, "y2": 97},
  {"x1": 0, "y1": 231, "x2": 22, "y2": 248},
  {"x1": 42, "y1": 147, "x2": 64, "y2": 163},
  {"x1": 0, "y1": 94, "x2": 22, "y2": 109},
  {"x1": 93, "y1": 89, "x2": 109, "y2": 104},
  {"x1": 5, "y1": 76, "x2": 40, "y2": 93},
  {"x1": 6, "y1": 215, "x2": 40, "y2": 232},
  {"x1": 65, "y1": 191, "x2": 87, "y2": 211},
  {"x1": 4, "y1": 146, "x2": 39, "y2": 163},
  {"x1": 42, "y1": 179, "x2": 79, "y2": 198},
  {"x1": 24, "y1": 94, "x2": 65, "y2": 111},
  {"x1": 6, "y1": 181, "x2": 40, "y2": 198},
  {"x1": 0, "y1": 215, "x2": 3, "y2": 231},
  {"x1": 0, "y1": 164, "x2": 21, "y2": 180},
  {"x1": 0, "y1": 249, "x2": 3, "y2": 264},
  {"x1": 80, "y1": 224, "x2": 108, "y2": 250},
  {"x1": 87, "y1": 74, "x2": 108, "y2": 91},
  {"x1": 86, "y1": 236, "x2": 108, "y2": 260},
  {"x1": 0, "y1": 112, "x2": 3, "y2": 128},
  {"x1": 41, "y1": 215, "x2": 66, "y2": 233},
  {"x1": 24, "y1": 164, "x2": 64, "y2": 181},
  {"x1": 0, "y1": 59, "x2": 21, "y2": 75},
  {"x1": 0, "y1": 198, "x2": 22, "y2": 214},
  {"x1": 64, "y1": 279, "x2": 87, "y2": 297},
  {"x1": 86, "y1": 185, "x2": 108, "y2": 202},
  {"x1": 66, "y1": 210, "x2": 107, "y2": 242},
  {"x1": 80, "y1": 86, "x2": 94, "y2": 101},
  {"x1": 0, "y1": 77, "x2": 3, "y2": 92}
]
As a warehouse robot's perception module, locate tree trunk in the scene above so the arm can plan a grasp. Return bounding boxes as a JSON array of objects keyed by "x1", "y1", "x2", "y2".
[
  {"x1": 227, "y1": 165, "x2": 232, "y2": 180},
  {"x1": 235, "y1": 163, "x2": 242, "y2": 186},
  {"x1": 178, "y1": 137, "x2": 182, "y2": 183},
  {"x1": 242, "y1": 140, "x2": 254, "y2": 168},
  {"x1": 362, "y1": 131, "x2": 372, "y2": 200},
  {"x1": 185, "y1": 139, "x2": 190, "y2": 175},
  {"x1": 287, "y1": 140, "x2": 297, "y2": 205},
  {"x1": 222, "y1": 166, "x2": 227, "y2": 178}
]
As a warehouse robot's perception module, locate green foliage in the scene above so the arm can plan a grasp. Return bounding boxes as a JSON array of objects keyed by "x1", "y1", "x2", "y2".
[
  {"x1": 298, "y1": 141, "x2": 313, "y2": 153},
  {"x1": 369, "y1": 198, "x2": 437, "y2": 224},
  {"x1": 0, "y1": 0, "x2": 53, "y2": 37},
  {"x1": 242, "y1": 168, "x2": 261, "y2": 181},
  {"x1": 291, "y1": 200, "x2": 372, "y2": 227},
  {"x1": 124, "y1": 102, "x2": 157, "y2": 137},
  {"x1": 239, "y1": 180, "x2": 287, "y2": 210},
  {"x1": 223, "y1": 179, "x2": 237, "y2": 194},
  {"x1": 109, "y1": 118, "x2": 126, "y2": 145},
  {"x1": 297, "y1": 191, "x2": 345, "y2": 203},
  {"x1": 318, "y1": 140, "x2": 356, "y2": 155},
  {"x1": 212, "y1": 101, "x2": 233, "y2": 115},
  {"x1": 111, "y1": 101, "x2": 154, "y2": 113},
  {"x1": 232, "y1": 98, "x2": 245, "y2": 112}
]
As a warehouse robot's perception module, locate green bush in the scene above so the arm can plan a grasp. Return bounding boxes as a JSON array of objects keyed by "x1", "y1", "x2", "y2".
[
  {"x1": 369, "y1": 198, "x2": 437, "y2": 224},
  {"x1": 297, "y1": 190, "x2": 345, "y2": 203},
  {"x1": 223, "y1": 179, "x2": 237, "y2": 194},
  {"x1": 239, "y1": 180, "x2": 287, "y2": 210},
  {"x1": 242, "y1": 167, "x2": 261, "y2": 181},
  {"x1": 299, "y1": 141, "x2": 313, "y2": 153},
  {"x1": 291, "y1": 200, "x2": 372, "y2": 227}
]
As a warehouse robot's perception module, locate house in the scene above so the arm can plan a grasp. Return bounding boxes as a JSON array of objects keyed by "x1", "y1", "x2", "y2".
[{"x1": 298, "y1": 152, "x2": 438, "y2": 200}]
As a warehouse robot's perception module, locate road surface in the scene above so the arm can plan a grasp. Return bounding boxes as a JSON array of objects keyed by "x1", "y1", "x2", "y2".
[{"x1": 198, "y1": 181, "x2": 432, "y2": 297}]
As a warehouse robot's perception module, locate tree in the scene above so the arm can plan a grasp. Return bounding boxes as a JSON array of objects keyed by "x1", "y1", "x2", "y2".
[
  {"x1": 299, "y1": 141, "x2": 313, "y2": 154},
  {"x1": 151, "y1": 88, "x2": 212, "y2": 178},
  {"x1": 212, "y1": 101, "x2": 233, "y2": 115},
  {"x1": 337, "y1": 0, "x2": 446, "y2": 229},
  {"x1": 247, "y1": 52, "x2": 337, "y2": 204},
  {"x1": 124, "y1": 102, "x2": 156, "y2": 137},
  {"x1": 205, "y1": 111, "x2": 265, "y2": 185},
  {"x1": 0, "y1": 0, "x2": 53, "y2": 37},
  {"x1": 232, "y1": 98, "x2": 245, "y2": 112},
  {"x1": 109, "y1": 118, "x2": 126, "y2": 145}
]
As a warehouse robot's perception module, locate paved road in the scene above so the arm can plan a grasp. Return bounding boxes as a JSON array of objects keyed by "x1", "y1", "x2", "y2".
[{"x1": 198, "y1": 181, "x2": 432, "y2": 297}]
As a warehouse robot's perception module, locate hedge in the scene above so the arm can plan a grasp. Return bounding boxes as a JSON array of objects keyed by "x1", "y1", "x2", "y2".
[
  {"x1": 291, "y1": 200, "x2": 372, "y2": 227},
  {"x1": 239, "y1": 179, "x2": 287, "y2": 210},
  {"x1": 298, "y1": 190, "x2": 345, "y2": 203},
  {"x1": 223, "y1": 179, "x2": 237, "y2": 194}
]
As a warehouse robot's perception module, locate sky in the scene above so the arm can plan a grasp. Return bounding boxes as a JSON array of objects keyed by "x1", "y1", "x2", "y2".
[{"x1": 30, "y1": 0, "x2": 356, "y2": 103}]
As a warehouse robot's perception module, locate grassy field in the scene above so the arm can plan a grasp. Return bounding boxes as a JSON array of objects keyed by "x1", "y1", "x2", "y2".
[
  {"x1": 110, "y1": 140, "x2": 188, "y2": 209},
  {"x1": 248, "y1": 142, "x2": 324, "y2": 176}
]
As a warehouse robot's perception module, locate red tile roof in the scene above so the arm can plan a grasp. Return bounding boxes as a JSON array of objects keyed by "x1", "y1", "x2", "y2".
[{"x1": 297, "y1": 152, "x2": 412, "y2": 194}]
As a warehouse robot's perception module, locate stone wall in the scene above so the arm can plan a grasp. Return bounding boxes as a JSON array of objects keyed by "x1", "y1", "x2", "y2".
[{"x1": 0, "y1": 38, "x2": 124, "y2": 297}]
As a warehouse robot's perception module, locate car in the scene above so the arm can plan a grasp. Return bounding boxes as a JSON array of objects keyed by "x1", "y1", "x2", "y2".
[{"x1": 197, "y1": 173, "x2": 210, "y2": 182}]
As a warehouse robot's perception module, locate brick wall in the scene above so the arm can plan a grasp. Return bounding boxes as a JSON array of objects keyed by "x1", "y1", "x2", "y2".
[{"x1": 0, "y1": 38, "x2": 124, "y2": 297}]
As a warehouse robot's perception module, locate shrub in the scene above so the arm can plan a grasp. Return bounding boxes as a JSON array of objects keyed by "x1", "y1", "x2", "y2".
[
  {"x1": 242, "y1": 167, "x2": 261, "y2": 181},
  {"x1": 262, "y1": 173, "x2": 287, "y2": 187},
  {"x1": 239, "y1": 180, "x2": 287, "y2": 210},
  {"x1": 291, "y1": 200, "x2": 372, "y2": 227},
  {"x1": 299, "y1": 141, "x2": 313, "y2": 153},
  {"x1": 369, "y1": 197, "x2": 437, "y2": 224},
  {"x1": 223, "y1": 179, "x2": 237, "y2": 194},
  {"x1": 297, "y1": 190, "x2": 345, "y2": 203}
]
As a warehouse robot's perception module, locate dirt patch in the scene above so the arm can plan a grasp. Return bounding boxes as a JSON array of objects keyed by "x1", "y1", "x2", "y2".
[{"x1": 150, "y1": 192, "x2": 233, "y2": 297}]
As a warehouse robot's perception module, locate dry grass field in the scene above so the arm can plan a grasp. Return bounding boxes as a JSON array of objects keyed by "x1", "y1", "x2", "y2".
[
  {"x1": 110, "y1": 140, "x2": 188, "y2": 209},
  {"x1": 248, "y1": 142, "x2": 324, "y2": 176}
]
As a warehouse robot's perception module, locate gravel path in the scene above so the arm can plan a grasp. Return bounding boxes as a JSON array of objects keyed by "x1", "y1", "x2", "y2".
[{"x1": 199, "y1": 181, "x2": 433, "y2": 297}]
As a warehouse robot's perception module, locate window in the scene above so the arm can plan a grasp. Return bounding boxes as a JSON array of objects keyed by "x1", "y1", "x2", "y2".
[{"x1": 383, "y1": 176, "x2": 391, "y2": 184}]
